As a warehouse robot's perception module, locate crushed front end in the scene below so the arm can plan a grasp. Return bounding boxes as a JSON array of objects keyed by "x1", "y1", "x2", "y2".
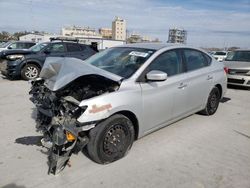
[{"x1": 29, "y1": 72, "x2": 120, "y2": 174}]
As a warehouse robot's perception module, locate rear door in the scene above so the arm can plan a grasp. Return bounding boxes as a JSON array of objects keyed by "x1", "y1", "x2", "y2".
[
  {"x1": 65, "y1": 43, "x2": 95, "y2": 60},
  {"x1": 65, "y1": 43, "x2": 83, "y2": 59},
  {"x1": 182, "y1": 49, "x2": 213, "y2": 112}
]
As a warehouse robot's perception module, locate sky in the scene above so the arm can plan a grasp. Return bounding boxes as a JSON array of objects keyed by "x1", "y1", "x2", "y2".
[{"x1": 0, "y1": 0, "x2": 249, "y2": 48}]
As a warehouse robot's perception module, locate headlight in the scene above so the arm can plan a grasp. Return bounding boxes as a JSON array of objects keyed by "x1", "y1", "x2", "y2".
[{"x1": 6, "y1": 54, "x2": 24, "y2": 60}]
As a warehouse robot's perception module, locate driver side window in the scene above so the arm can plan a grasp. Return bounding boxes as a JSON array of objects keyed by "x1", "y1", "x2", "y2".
[
  {"x1": 9, "y1": 43, "x2": 17, "y2": 49},
  {"x1": 47, "y1": 43, "x2": 65, "y2": 53},
  {"x1": 148, "y1": 50, "x2": 182, "y2": 76}
]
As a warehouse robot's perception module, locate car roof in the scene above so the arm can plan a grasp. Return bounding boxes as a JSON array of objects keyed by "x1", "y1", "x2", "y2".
[{"x1": 117, "y1": 43, "x2": 190, "y2": 51}]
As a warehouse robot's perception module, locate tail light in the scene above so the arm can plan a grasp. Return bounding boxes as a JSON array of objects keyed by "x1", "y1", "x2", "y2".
[{"x1": 224, "y1": 67, "x2": 228, "y2": 74}]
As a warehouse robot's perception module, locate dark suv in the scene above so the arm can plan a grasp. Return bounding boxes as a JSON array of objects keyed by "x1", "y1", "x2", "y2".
[{"x1": 0, "y1": 40, "x2": 96, "y2": 80}]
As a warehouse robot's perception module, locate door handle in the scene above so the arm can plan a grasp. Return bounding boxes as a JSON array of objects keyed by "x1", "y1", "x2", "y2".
[
  {"x1": 60, "y1": 55, "x2": 65, "y2": 57},
  {"x1": 178, "y1": 82, "x2": 187, "y2": 89},
  {"x1": 207, "y1": 75, "x2": 213, "y2": 80}
]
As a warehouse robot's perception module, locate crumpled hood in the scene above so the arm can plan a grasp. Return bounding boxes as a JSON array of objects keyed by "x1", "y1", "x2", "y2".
[
  {"x1": 40, "y1": 57, "x2": 123, "y2": 91},
  {"x1": 223, "y1": 61, "x2": 250, "y2": 69}
]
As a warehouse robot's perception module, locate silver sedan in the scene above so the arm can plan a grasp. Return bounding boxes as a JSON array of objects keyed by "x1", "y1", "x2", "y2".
[
  {"x1": 224, "y1": 50, "x2": 250, "y2": 88},
  {"x1": 30, "y1": 43, "x2": 227, "y2": 174}
]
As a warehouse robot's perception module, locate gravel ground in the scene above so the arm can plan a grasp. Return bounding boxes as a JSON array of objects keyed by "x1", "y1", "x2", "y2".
[{"x1": 0, "y1": 75, "x2": 250, "y2": 188}]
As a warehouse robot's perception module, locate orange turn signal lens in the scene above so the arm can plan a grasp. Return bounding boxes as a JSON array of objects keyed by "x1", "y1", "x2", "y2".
[{"x1": 66, "y1": 131, "x2": 76, "y2": 142}]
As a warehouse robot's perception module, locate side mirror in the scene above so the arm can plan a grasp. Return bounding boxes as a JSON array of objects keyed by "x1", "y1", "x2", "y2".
[
  {"x1": 146, "y1": 70, "x2": 167, "y2": 82},
  {"x1": 7, "y1": 46, "x2": 12, "y2": 49}
]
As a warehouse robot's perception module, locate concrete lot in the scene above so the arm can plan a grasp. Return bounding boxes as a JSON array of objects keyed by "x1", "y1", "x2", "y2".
[{"x1": 0, "y1": 75, "x2": 250, "y2": 188}]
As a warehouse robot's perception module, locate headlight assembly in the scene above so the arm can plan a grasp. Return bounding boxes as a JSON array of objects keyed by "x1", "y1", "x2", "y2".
[{"x1": 6, "y1": 54, "x2": 24, "y2": 60}]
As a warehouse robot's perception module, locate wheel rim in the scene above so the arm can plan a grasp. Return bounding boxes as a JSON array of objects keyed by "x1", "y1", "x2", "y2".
[
  {"x1": 25, "y1": 66, "x2": 38, "y2": 79},
  {"x1": 103, "y1": 124, "x2": 129, "y2": 156},
  {"x1": 209, "y1": 92, "x2": 219, "y2": 113}
]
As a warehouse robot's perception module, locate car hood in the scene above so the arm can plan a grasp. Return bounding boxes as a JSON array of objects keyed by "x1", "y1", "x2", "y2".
[
  {"x1": 0, "y1": 49, "x2": 34, "y2": 57},
  {"x1": 224, "y1": 61, "x2": 250, "y2": 69},
  {"x1": 40, "y1": 57, "x2": 123, "y2": 91}
]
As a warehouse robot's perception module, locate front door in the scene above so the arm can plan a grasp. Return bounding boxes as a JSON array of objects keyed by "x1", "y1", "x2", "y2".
[
  {"x1": 45, "y1": 43, "x2": 66, "y2": 58},
  {"x1": 139, "y1": 49, "x2": 186, "y2": 132}
]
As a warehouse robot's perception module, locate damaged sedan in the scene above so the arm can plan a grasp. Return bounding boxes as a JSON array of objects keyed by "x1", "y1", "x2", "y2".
[{"x1": 29, "y1": 43, "x2": 227, "y2": 174}]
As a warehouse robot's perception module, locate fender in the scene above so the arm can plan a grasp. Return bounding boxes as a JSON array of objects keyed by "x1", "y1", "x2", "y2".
[{"x1": 77, "y1": 87, "x2": 143, "y2": 130}]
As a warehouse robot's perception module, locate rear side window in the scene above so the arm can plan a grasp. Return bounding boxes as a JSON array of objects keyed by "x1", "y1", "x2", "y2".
[
  {"x1": 148, "y1": 50, "x2": 182, "y2": 77},
  {"x1": 66, "y1": 43, "x2": 81, "y2": 52},
  {"x1": 183, "y1": 50, "x2": 209, "y2": 71},
  {"x1": 80, "y1": 44, "x2": 87, "y2": 51},
  {"x1": 81, "y1": 45, "x2": 96, "y2": 54},
  {"x1": 225, "y1": 51, "x2": 250, "y2": 62}
]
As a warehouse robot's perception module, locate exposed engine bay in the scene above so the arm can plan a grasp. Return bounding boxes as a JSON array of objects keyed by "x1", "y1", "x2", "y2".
[{"x1": 29, "y1": 58, "x2": 121, "y2": 174}]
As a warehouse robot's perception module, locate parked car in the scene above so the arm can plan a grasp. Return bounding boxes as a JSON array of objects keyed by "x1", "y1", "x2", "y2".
[
  {"x1": 213, "y1": 51, "x2": 228, "y2": 62},
  {"x1": 224, "y1": 50, "x2": 250, "y2": 87},
  {"x1": 0, "y1": 41, "x2": 36, "y2": 52},
  {"x1": 0, "y1": 40, "x2": 96, "y2": 80},
  {"x1": 29, "y1": 43, "x2": 227, "y2": 174}
]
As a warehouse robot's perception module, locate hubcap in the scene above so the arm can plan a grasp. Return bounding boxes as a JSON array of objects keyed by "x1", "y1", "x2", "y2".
[
  {"x1": 25, "y1": 66, "x2": 38, "y2": 79},
  {"x1": 103, "y1": 124, "x2": 128, "y2": 156}
]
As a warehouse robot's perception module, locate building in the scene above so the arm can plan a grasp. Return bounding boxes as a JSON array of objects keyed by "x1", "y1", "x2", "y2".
[
  {"x1": 127, "y1": 34, "x2": 142, "y2": 43},
  {"x1": 19, "y1": 34, "x2": 60, "y2": 43},
  {"x1": 127, "y1": 33, "x2": 161, "y2": 43},
  {"x1": 167, "y1": 28, "x2": 187, "y2": 44},
  {"x1": 62, "y1": 26, "x2": 101, "y2": 38},
  {"x1": 112, "y1": 17, "x2": 126, "y2": 41},
  {"x1": 19, "y1": 33, "x2": 44, "y2": 43},
  {"x1": 19, "y1": 33, "x2": 124, "y2": 50},
  {"x1": 99, "y1": 28, "x2": 112, "y2": 39}
]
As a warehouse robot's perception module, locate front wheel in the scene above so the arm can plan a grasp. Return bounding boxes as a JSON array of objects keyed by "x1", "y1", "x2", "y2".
[
  {"x1": 200, "y1": 87, "x2": 220, "y2": 115},
  {"x1": 21, "y1": 64, "x2": 40, "y2": 80},
  {"x1": 87, "y1": 114, "x2": 135, "y2": 164}
]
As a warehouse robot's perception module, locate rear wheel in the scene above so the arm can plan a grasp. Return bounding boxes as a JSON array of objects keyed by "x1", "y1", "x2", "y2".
[
  {"x1": 21, "y1": 64, "x2": 40, "y2": 80},
  {"x1": 87, "y1": 114, "x2": 135, "y2": 164},
  {"x1": 200, "y1": 87, "x2": 220, "y2": 115}
]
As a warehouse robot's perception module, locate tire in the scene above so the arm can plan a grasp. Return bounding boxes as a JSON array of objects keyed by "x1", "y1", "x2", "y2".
[
  {"x1": 21, "y1": 64, "x2": 40, "y2": 80},
  {"x1": 87, "y1": 114, "x2": 135, "y2": 164},
  {"x1": 200, "y1": 87, "x2": 220, "y2": 115}
]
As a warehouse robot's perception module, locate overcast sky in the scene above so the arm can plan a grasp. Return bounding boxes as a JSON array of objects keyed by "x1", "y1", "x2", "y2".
[{"x1": 0, "y1": 0, "x2": 249, "y2": 48}]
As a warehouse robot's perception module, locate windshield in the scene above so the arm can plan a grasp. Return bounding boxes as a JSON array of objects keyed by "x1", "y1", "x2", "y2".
[
  {"x1": 29, "y1": 42, "x2": 48, "y2": 52},
  {"x1": 225, "y1": 51, "x2": 250, "y2": 62},
  {"x1": 85, "y1": 47, "x2": 155, "y2": 78},
  {"x1": 214, "y1": 51, "x2": 226, "y2": 55}
]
